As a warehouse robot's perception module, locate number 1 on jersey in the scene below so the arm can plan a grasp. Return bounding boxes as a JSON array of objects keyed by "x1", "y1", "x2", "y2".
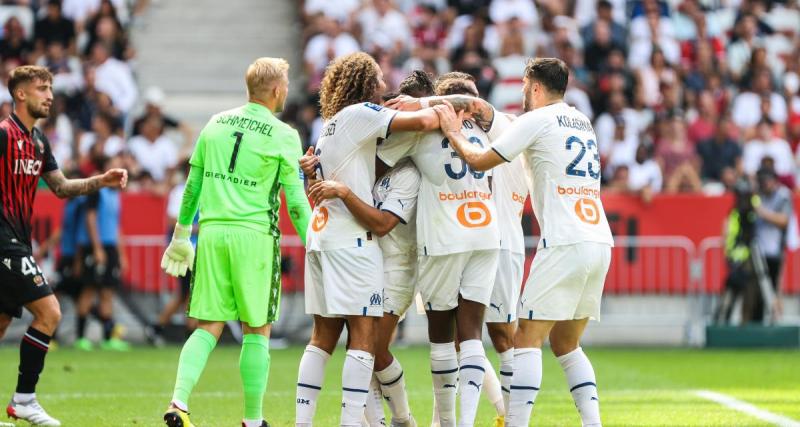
[{"x1": 229, "y1": 131, "x2": 244, "y2": 173}]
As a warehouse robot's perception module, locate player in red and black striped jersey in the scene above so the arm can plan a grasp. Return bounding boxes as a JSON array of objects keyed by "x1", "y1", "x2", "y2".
[{"x1": 0, "y1": 66, "x2": 127, "y2": 426}]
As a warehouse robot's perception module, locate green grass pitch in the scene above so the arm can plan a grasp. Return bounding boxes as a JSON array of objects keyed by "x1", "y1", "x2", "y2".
[{"x1": 0, "y1": 346, "x2": 798, "y2": 426}]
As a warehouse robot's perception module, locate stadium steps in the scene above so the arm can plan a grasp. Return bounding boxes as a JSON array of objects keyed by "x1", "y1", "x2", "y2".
[{"x1": 130, "y1": 0, "x2": 303, "y2": 128}]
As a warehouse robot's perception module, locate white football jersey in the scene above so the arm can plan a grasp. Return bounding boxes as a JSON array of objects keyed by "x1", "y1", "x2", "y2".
[
  {"x1": 373, "y1": 158, "x2": 420, "y2": 258},
  {"x1": 491, "y1": 102, "x2": 614, "y2": 249},
  {"x1": 415, "y1": 121, "x2": 499, "y2": 256},
  {"x1": 377, "y1": 131, "x2": 447, "y2": 186},
  {"x1": 493, "y1": 156, "x2": 528, "y2": 254},
  {"x1": 306, "y1": 102, "x2": 397, "y2": 251}
]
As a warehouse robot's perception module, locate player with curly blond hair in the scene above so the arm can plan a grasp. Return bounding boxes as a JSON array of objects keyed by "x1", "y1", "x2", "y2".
[{"x1": 295, "y1": 53, "x2": 443, "y2": 427}]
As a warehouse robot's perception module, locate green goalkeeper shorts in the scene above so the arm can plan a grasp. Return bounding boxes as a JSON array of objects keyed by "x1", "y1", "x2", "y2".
[{"x1": 187, "y1": 224, "x2": 281, "y2": 327}]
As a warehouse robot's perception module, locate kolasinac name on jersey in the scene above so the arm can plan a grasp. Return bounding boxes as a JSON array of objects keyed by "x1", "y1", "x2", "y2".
[{"x1": 491, "y1": 102, "x2": 613, "y2": 249}]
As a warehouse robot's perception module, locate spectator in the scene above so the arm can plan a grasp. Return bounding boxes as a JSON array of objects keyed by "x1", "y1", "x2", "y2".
[
  {"x1": 752, "y1": 167, "x2": 792, "y2": 321},
  {"x1": 628, "y1": 143, "x2": 663, "y2": 202},
  {"x1": 627, "y1": 4, "x2": 680, "y2": 70},
  {"x1": 742, "y1": 119, "x2": 795, "y2": 184},
  {"x1": 488, "y1": 0, "x2": 539, "y2": 31},
  {"x1": 89, "y1": 41, "x2": 138, "y2": 114},
  {"x1": 356, "y1": 0, "x2": 412, "y2": 55},
  {"x1": 0, "y1": 16, "x2": 33, "y2": 65},
  {"x1": 731, "y1": 68, "x2": 787, "y2": 131},
  {"x1": 132, "y1": 86, "x2": 192, "y2": 144},
  {"x1": 687, "y1": 90, "x2": 719, "y2": 145},
  {"x1": 580, "y1": 1, "x2": 626, "y2": 47},
  {"x1": 636, "y1": 48, "x2": 676, "y2": 108},
  {"x1": 303, "y1": 0, "x2": 360, "y2": 24},
  {"x1": 727, "y1": 14, "x2": 765, "y2": 82},
  {"x1": 488, "y1": 30, "x2": 526, "y2": 114},
  {"x1": 596, "y1": 91, "x2": 642, "y2": 155},
  {"x1": 697, "y1": 117, "x2": 742, "y2": 183},
  {"x1": 655, "y1": 117, "x2": 703, "y2": 193},
  {"x1": 602, "y1": 115, "x2": 638, "y2": 176},
  {"x1": 128, "y1": 115, "x2": 178, "y2": 182},
  {"x1": 37, "y1": 40, "x2": 83, "y2": 97},
  {"x1": 303, "y1": 16, "x2": 360, "y2": 90},
  {"x1": 583, "y1": 20, "x2": 623, "y2": 73},
  {"x1": 34, "y1": 0, "x2": 76, "y2": 52},
  {"x1": 79, "y1": 112, "x2": 124, "y2": 158},
  {"x1": 85, "y1": 15, "x2": 132, "y2": 61}
]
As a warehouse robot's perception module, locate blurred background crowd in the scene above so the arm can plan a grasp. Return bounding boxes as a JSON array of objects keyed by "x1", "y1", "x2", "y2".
[
  {"x1": 283, "y1": 0, "x2": 800, "y2": 201},
  {"x1": 0, "y1": 0, "x2": 193, "y2": 197}
]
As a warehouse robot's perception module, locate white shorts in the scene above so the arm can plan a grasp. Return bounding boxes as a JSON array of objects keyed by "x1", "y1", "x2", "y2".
[
  {"x1": 383, "y1": 253, "x2": 416, "y2": 316},
  {"x1": 519, "y1": 242, "x2": 611, "y2": 321},
  {"x1": 417, "y1": 249, "x2": 499, "y2": 311},
  {"x1": 486, "y1": 249, "x2": 525, "y2": 323},
  {"x1": 304, "y1": 244, "x2": 384, "y2": 317}
]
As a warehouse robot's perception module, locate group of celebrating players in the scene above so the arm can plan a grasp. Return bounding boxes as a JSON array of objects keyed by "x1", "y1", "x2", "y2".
[
  {"x1": 158, "y1": 52, "x2": 613, "y2": 427},
  {"x1": 0, "y1": 50, "x2": 612, "y2": 427}
]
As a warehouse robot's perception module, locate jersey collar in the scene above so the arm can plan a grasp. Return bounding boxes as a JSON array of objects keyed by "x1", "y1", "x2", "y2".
[
  {"x1": 9, "y1": 113, "x2": 31, "y2": 136},
  {"x1": 245, "y1": 101, "x2": 274, "y2": 116}
]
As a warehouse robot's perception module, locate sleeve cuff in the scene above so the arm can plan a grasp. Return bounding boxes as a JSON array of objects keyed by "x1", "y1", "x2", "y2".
[
  {"x1": 381, "y1": 208, "x2": 407, "y2": 224},
  {"x1": 384, "y1": 111, "x2": 398, "y2": 139},
  {"x1": 492, "y1": 146, "x2": 512, "y2": 163}
]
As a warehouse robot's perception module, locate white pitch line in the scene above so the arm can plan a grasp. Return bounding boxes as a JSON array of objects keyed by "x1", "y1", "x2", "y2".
[{"x1": 695, "y1": 390, "x2": 800, "y2": 427}]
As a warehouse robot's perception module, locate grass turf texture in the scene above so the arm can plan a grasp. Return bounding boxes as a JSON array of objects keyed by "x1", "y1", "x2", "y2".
[{"x1": 0, "y1": 346, "x2": 798, "y2": 426}]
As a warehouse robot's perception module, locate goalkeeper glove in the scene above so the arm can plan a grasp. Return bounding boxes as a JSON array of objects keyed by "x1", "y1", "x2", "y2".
[{"x1": 161, "y1": 223, "x2": 194, "y2": 277}]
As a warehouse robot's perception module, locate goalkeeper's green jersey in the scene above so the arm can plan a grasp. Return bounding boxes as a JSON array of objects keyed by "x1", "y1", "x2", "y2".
[{"x1": 188, "y1": 102, "x2": 310, "y2": 240}]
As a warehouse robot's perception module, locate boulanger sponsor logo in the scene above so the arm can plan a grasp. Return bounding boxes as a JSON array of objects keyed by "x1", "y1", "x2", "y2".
[
  {"x1": 438, "y1": 190, "x2": 493, "y2": 201},
  {"x1": 557, "y1": 185, "x2": 600, "y2": 199},
  {"x1": 311, "y1": 206, "x2": 329, "y2": 232},
  {"x1": 574, "y1": 198, "x2": 600, "y2": 224},
  {"x1": 511, "y1": 192, "x2": 526, "y2": 204},
  {"x1": 457, "y1": 201, "x2": 492, "y2": 228}
]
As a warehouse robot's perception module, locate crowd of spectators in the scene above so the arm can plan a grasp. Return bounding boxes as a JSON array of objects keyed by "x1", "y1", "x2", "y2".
[
  {"x1": 287, "y1": 0, "x2": 800, "y2": 199},
  {"x1": 0, "y1": 0, "x2": 191, "y2": 196}
]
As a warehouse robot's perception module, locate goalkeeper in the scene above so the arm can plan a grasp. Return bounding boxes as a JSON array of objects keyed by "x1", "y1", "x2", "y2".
[{"x1": 160, "y1": 57, "x2": 311, "y2": 427}]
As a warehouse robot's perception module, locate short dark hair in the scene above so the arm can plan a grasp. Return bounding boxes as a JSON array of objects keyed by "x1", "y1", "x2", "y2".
[
  {"x1": 7, "y1": 66, "x2": 53, "y2": 100},
  {"x1": 434, "y1": 71, "x2": 478, "y2": 96},
  {"x1": 399, "y1": 70, "x2": 435, "y2": 97},
  {"x1": 524, "y1": 57, "x2": 569, "y2": 96}
]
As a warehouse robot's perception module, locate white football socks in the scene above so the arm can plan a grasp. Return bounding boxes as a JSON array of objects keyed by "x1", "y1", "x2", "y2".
[
  {"x1": 457, "y1": 340, "x2": 486, "y2": 426},
  {"x1": 375, "y1": 357, "x2": 411, "y2": 423},
  {"x1": 558, "y1": 347, "x2": 601, "y2": 427},
  {"x1": 363, "y1": 374, "x2": 385, "y2": 427},
  {"x1": 430, "y1": 342, "x2": 458, "y2": 427},
  {"x1": 481, "y1": 357, "x2": 504, "y2": 416},
  {"x1": 295, "y1": 345, "x2": 330, "y2": 427},
  {"x1": 498, "y1": 349, "x2": 514, "y2": 415},
  {"x1": 506, "y1": 348, "x2": 542, "y2": 427},
  {"x1": 341, "y1": 349, "x2": 375, "y2": 426}
]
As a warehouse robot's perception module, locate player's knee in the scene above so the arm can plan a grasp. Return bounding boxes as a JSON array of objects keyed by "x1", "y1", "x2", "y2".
[{"x1": 549, "y1": 337, "x2": 579, "y2": 357}]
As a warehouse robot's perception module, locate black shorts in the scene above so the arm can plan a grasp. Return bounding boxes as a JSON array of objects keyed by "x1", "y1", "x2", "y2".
[
  {"x1": 0, "y1": 251, "x2": 53, "y2": 318},
  {"x1": 56, "y1": 254, "x2": 83, "y2": 298},
  {"x1": 179, "y1": 270, "x2": 192, "y2": 299},
  {"x1": 81, "y1": 245, "x2": 122, "y2": 288}
]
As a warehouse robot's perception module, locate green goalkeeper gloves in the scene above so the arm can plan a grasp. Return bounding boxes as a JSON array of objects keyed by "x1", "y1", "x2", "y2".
[{"x1": 161, "y1": 223, "x2": 194, "y2": 277}]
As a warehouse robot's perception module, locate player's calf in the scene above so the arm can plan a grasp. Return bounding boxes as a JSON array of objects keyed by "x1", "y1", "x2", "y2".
[
  {"x1": 557, "y1": 347, "x2": 601, "y2": 427},
  {"x1": 0, "y1": 314, "x2": 11, "y2": 339}
]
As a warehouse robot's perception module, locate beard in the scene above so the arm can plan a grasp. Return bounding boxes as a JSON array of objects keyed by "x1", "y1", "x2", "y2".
[
  {"x1": 523, "y1": 94, "x2": 532, "y2": 112},
  {"x1": 28, "y1": 102, "x2": 51, "y2": 119}
]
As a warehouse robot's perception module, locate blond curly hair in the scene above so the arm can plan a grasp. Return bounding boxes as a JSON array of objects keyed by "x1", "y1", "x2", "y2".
[{"x1": 319, "y1": 52, "x2": 381, "y2": 120}]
